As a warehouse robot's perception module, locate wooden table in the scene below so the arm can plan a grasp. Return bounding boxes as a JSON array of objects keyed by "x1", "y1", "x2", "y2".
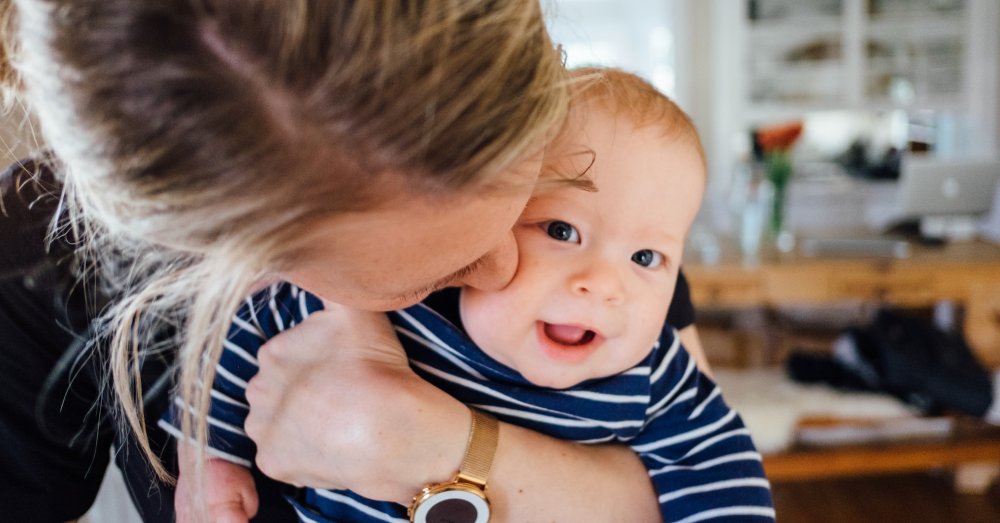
[
  {"x1": 763, "y1": 420, "x2": 1000, "y2": 487},
  {"x1": 685, "y1": 236, "x2": 1000, "y2": 367},
  {"x1": 685, "y1": 236, "x2": 1000, "y2": 488}
]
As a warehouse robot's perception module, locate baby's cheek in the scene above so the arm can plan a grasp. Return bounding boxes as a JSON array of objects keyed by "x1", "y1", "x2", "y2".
[
  {"x1": 634, "y1": 301, "x2": 671, "y2": 345},
  {"x1": 459, "y1": 291, "x2": 510, "y2": 351}
]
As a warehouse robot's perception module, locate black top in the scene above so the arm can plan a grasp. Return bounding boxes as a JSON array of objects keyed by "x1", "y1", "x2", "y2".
[{"x1": 0, "y1": 159, "x2": 118, "y2": 520}]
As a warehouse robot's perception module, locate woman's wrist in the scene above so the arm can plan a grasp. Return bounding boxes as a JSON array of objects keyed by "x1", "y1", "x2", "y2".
[
  {"x1": 386, "y1": 371, "x2": 473, "y2": 502},
  {"x1": 390, "y1": 374, "x2": 661, "y2": 521}
]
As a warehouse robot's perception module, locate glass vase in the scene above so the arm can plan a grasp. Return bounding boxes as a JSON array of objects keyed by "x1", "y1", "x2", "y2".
[
  {"x1": 736, "y1": 164, "x2": 772, "y2": 261},
  {"x1": 765, "y1": 151, "x2": 795, "y2": 252}
]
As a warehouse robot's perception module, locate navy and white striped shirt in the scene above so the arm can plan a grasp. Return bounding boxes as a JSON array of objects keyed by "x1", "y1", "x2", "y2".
[{"x1": 163, "y1": 282, "x2": 774, "y2": 522}]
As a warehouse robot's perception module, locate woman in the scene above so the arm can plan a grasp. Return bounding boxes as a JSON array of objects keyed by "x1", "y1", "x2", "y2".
[{"x1": 1, "y1": 1, "x2": 706, "y2": 521}]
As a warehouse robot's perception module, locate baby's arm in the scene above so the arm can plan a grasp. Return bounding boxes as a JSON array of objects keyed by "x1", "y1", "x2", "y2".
[
  {"x1": 176, "y1": 444, "x2": 259, "y2": 523},
  {"x1": 161, "y1": 284, "x2": 299, "y2": 519},
  {"x1": 630, "y1": 332, "x2": 775, "y2": 522}
]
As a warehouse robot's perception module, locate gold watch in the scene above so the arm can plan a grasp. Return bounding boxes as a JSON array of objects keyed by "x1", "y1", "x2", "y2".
[{"x1": 409, "y1": 408, "x2": 499, "y2": 523}]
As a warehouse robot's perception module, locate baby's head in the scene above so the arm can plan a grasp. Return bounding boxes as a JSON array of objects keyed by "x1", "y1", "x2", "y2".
[{"x1": 459, "y1": 68, "x2": 707, "y2": 389}]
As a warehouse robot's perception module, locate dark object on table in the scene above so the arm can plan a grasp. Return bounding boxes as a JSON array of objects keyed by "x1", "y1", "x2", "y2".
[
  {"x1": 837, "y1": 140, "x2": 901, "y2": 180},
  {"x1": 787, "y1": 351, "x2": 876, "y2": 391},
  {"x1": 787, "y1": 308, "x2": 993, "y2": 417}
]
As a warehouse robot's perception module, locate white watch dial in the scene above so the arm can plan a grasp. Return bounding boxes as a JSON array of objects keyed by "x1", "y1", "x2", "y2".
[{"x1": 411, "y1": 488, "x2": 490, "y2": 523}]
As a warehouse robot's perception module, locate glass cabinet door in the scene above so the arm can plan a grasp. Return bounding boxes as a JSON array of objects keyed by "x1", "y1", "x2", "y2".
[
  {"x1": 746, "y1": 0, "x2": 845, "y2": 107},
  {"x1": 744, "y1": 0, "x2": 971, "y2": 111},
  {"x1": 863, "y1": 0, "x2": 966, "y2": 107}
]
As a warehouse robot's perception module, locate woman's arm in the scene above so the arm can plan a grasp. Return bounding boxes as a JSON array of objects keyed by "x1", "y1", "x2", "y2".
[
  {"x1": 490, "y1": 422, "x2": 661, "y2": 522},
  {"x1": 679, "y1": 324, "x2": 713, "y2": 378},
  {"x1": 671, "y1": 269, "x2": 712, "y2": 378},
  {"x1": 244, "y1": 304, "x2": 661, "y2": 522}
]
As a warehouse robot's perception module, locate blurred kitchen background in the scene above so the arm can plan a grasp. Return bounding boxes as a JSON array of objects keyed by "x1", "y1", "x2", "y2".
[
  {"x1": 545, "y1": 1, "x2": 1000, "y2": 522},
  {"x1": 548, "y1": 0, "x2": 1000, "y2": 239}
]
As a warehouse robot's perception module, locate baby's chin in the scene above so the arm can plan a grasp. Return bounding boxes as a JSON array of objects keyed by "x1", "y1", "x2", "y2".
[{"x1": 519, "y1": 368, "x2": 591, "y2": 390}]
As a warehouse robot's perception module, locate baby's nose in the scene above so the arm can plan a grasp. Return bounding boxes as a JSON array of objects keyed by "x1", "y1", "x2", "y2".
[{"x1": 570, "y1": 262, "x2": 625, "y2": 305}]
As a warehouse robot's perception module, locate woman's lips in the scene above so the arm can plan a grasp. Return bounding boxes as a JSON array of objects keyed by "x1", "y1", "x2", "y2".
[{"x1": 535, "y1": 321, "x2": 604, "y2": 363}]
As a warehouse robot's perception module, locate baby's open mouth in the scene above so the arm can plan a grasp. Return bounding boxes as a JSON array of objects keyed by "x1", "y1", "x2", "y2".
[{"x1": 543, "y1": 322, "x2": 598, "y2": 346}]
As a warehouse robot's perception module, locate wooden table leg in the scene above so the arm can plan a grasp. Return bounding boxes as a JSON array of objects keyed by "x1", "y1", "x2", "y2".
[{"x1": 965, "y1": 282, "x2": 1000, "y2": 368}]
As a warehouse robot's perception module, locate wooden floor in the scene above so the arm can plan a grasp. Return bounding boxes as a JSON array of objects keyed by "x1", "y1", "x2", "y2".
[{"x1": 772, "y1": 472, "x2": 1000, "y2": 523}]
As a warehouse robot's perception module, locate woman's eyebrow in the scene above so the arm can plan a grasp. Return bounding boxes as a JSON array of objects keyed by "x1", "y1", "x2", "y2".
[
  {"x1": 441, "y1": 256, "x2": 488, "y2": 286},
  {"x1": 415, "y1": 256, "x2": 489, "y2": 297}
]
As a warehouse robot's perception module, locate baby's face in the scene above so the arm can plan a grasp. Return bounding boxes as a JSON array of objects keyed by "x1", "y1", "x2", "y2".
[{"x1": 460, "y1": 106, "x2": 706, "y2": 389}]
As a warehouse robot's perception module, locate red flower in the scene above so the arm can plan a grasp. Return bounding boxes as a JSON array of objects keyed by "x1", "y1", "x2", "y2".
[{"x1": 756, "y1": 121, "x2": 804, "y2": 153}]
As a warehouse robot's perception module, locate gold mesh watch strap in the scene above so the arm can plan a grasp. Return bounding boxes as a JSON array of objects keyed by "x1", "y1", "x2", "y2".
[{"x1": 455, "y1": 408, "x2": 499, "y2": 488}]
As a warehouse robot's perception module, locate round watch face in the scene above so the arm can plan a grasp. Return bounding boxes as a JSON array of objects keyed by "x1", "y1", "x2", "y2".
[{"x1": 411, "y1": 483, "x2": 490, "y2": 523}]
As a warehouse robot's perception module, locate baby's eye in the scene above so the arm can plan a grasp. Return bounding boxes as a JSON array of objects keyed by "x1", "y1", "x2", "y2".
[
  {"x1": 545, "y1": 221, "x2": 580, "y2": 243},
  {"x1": 632, "y1": 249, "x2": 664, "y2": 268}
]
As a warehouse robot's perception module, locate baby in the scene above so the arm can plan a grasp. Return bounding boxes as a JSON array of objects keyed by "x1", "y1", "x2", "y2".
[{"x1": 164, "y1": 68, "x2": 775, "y2": 523}]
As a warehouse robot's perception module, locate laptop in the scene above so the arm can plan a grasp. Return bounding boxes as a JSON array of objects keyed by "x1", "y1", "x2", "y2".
[
  {"x1": 897, "y1": 157, "x2": 1000, "y2": 218},
  {"x1": 801, "y1": 157, "x2": 1000, "y2": 254}
]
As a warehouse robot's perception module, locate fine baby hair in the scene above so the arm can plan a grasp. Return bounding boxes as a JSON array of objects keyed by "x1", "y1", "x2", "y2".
[{"x1": 571, "y1": 67, "x2": 706, "y2": 166}]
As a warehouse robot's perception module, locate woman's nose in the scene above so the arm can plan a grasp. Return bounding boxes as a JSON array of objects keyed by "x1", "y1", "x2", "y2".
[
  {"x1": 459, "y1": 232, "x2": 518, "y2": 291},
  {"x1": 570, "y1": 261, "x2": 625, "y2": 305}
]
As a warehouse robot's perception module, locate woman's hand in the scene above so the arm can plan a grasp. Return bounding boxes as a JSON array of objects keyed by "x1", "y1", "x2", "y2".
[
  {"x1": 243, "y1": 303, "x2": 469, "y2": 504},
  {"x1": 244, "y1": 302, "x2": 661, "y2": 521}
]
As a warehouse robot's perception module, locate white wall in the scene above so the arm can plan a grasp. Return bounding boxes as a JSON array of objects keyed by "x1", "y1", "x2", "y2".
[{"x1": 81, "y1": 464, "x2": 142, "y2": 523}]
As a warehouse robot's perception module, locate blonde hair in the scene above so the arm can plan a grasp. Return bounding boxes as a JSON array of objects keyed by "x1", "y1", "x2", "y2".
[
  {"x1": 537, "y1": 68, "x2": 705, "y2": 194},
  {"x1": 571, "y1": 67, "x2": 706, "y2": 166},
  {"x1": 1, "y1": 0, "x2": 568, "y2": 508}
]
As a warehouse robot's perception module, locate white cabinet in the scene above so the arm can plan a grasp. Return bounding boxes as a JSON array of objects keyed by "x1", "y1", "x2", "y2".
[
  {"x1": 741, "y1": 0, "x2": 990, "y2": 122},
  {"x1": 700, "y1": 0, "x2": 1000, "y2": 234},
  {"x1": 746, "y1": 1, "x2": 846, "y2": 112}
]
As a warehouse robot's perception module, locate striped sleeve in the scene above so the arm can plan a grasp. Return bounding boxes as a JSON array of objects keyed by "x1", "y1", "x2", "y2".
[
  {"x1": 630, "y1": 331, "x2": 775, "y2": 523},
  {"x1": 158, "y1": 283, "x2": 323, "y2": 466}
]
